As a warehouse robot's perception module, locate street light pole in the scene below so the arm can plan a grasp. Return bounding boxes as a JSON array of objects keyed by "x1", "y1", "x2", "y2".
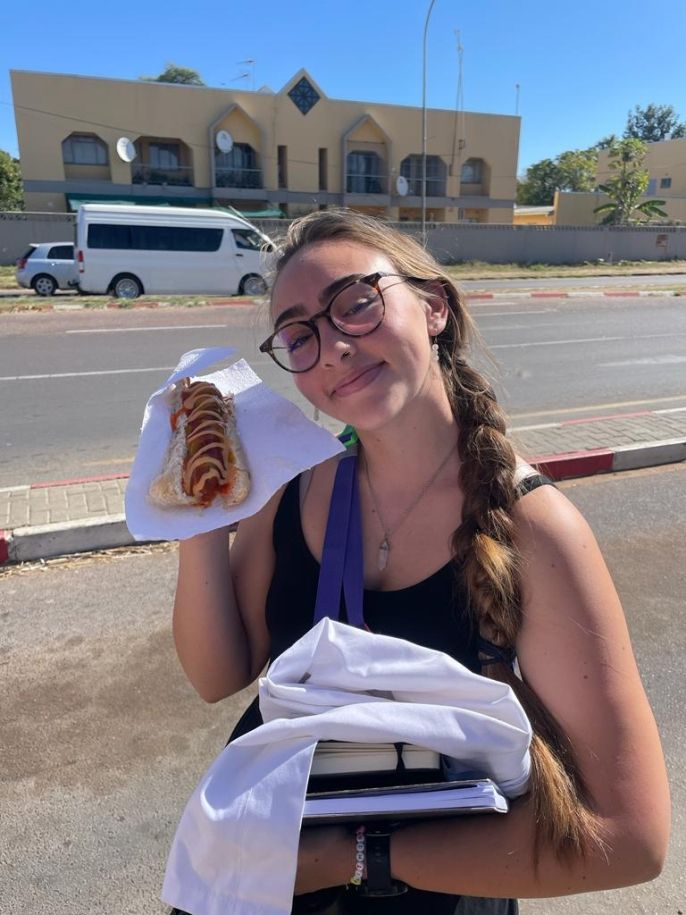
[{"x1": 421, "y1": 0, "x2": 438, "y2": 246}]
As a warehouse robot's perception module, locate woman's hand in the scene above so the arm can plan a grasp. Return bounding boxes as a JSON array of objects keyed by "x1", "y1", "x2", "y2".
[{"x1": 294, "y1": 825, "x2": 355, "y2": 896}]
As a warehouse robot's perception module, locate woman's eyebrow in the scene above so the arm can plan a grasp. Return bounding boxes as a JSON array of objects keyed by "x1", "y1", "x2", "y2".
[{"x1": 273, "y1": 274, "x2": 364, "y2": 329}]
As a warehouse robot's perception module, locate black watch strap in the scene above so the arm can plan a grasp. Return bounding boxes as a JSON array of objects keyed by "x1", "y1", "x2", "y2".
[{"x1": 360, "y1": 828, "x2": 407, "y2": 897}]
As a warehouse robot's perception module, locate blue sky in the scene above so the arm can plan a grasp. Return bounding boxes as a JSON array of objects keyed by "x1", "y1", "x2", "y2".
[{"x1": 3, "y1": 0, "x2": 686, "y2": 176}]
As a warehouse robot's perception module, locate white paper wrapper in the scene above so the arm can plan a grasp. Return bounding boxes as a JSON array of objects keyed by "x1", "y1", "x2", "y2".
[{"x1": 124, "y1": 347, "x2": 345, "y2": 541}]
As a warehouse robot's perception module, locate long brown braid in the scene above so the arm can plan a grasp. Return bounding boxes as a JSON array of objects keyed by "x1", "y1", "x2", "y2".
[{"x1": 271, "y1": 209, "x2": 604, "y2": 861}]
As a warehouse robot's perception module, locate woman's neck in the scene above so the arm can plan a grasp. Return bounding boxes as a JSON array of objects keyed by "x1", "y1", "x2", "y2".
[{"x1": 355, "y1": 389, "x2": 460, "y2": 489}]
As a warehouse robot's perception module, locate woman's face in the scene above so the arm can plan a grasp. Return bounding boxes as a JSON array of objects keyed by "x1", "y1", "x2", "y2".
[{"x1": 270, "y1": 239, "x2": 448, "y2": 432}]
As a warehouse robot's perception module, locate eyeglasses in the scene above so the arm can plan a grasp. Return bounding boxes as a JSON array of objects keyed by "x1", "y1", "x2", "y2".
[{"x1": 259, "y1": 272, "x2": 425, "y2": 373}]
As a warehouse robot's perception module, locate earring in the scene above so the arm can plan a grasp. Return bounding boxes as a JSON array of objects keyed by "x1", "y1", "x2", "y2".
[{"x1": 431, "y1": 339, "x2": 440, "y2": 363}]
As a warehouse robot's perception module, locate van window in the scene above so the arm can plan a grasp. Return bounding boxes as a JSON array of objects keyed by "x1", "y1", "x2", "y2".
[
  {"x1": 87, "y1": 224, "x2": 224, "y2": 252},
  {"x1": 232, "y1": 228, "x2": 265, "y2": 251}
]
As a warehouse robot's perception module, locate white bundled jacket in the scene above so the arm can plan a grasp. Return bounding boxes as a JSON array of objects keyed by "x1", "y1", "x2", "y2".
[{"x1": 162, "y1": 618, "x2": 532, "y2": 915}]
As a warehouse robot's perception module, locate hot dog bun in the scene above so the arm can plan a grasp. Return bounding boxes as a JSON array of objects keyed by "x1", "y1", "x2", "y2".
[{"x1": 148, "y1": 378, "x2": 250, "y2": 510}]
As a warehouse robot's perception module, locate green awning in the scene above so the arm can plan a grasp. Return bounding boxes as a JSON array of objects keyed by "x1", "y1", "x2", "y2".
[
  {"x1": 66, "y1": 194, "x2": 213, "y2": 211},
  {"x1": 234, "y1": 207, "x2": 286, "y2": 218}
]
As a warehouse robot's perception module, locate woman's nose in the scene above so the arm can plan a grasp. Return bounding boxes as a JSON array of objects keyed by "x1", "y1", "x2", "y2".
[{"x1": 319, "y1": 321, "x2": 356, "y2": 367}]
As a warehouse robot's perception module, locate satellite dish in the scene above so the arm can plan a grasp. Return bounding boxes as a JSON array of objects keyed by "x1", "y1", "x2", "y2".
[
  {"x1": 396, "y1": 175, "x2": 409, "y2": 196},
  {"x1": 216, "y1": 130, "x2": 234, "y2": 153},
  {"x1": 116, "y1": 137, "x2": 136, "y2": 163}
]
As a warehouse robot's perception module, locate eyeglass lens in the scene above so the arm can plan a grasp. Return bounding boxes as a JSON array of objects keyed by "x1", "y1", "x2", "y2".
[{"x1": 270, "y1": 280, "x2": 384, "y2": 371}]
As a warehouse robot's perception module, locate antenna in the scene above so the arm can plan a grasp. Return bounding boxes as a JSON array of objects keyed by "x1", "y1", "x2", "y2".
[
  {"x1": 237, "y1": 58, "x2": 256, "y2": 90},
  {"x1": 515, "y1": 83, "x2": 521, "y2": 115},
  {"x1": 451, "y1": 31, "x2": 466, "y2": 176}
]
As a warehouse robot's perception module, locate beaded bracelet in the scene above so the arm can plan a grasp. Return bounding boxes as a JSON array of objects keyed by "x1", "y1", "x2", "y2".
[{"x1": 348, "y1": 825, "x2": 366, "y2": 886}]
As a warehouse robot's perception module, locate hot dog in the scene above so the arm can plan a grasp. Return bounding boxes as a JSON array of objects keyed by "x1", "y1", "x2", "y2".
[{"x1": 148, "y1": 378, "x2": 250, "y2": 509}]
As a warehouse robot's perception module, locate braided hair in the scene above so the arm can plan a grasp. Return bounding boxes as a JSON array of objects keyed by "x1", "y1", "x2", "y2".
[{"x1": 271, "y1": 209, "x2": 603, "y2": 861}]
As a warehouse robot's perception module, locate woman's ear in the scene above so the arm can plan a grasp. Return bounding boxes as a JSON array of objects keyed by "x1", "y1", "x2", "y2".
[{"x1": 423, "y1": 280, "x2": 450, "y2": 335}]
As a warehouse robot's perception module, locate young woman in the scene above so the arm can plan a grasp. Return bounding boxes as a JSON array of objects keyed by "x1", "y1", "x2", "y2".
[{"x1": 171, "y1": 210, "x2": 669, "y2": 914}]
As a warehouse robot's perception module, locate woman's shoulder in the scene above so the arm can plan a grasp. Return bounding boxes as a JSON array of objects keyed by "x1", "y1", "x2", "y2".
[{"x1": 511, "y1": 460, "x2": 591, "y2": 556}]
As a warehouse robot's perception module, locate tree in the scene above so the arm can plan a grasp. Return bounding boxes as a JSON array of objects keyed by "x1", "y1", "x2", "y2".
[
  {"x1": 593, "y1": 138, "x2": 668, "y2": 225},
  {"x1": 517, "y1": 148, "x2": 597, "y2": 205},
  {"x1": 624, "y1": 104, "x2": 686, "y2": 142},
  {"x1": 140, "y1": 64, "x2": 205, "y2": 86},
  {"x1": 0, "y1": 150, "x2": 23, "y2": 210}
]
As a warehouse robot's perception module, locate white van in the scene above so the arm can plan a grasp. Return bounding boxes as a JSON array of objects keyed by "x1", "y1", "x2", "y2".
[{"x1": 75, "y1": 204, "x2": 274, "y2": 298}]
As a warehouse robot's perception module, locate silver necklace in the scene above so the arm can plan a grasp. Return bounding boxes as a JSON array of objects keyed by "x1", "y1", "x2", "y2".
[{"x1": 362, "y1": 445, "x2": 456, "y2": 571}]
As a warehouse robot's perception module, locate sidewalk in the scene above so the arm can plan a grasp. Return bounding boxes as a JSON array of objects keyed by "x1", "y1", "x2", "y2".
[{"x1": 1, "y1": 407, "x2": 684, "y2": 565}]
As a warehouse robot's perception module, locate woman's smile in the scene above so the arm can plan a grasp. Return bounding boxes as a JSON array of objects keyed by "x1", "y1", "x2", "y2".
[{"x1": 330, "y1": 361, "x2": 385, "y2": 398}]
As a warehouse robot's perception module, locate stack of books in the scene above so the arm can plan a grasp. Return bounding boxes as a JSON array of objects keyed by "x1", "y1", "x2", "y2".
[{"x1": 303, "y1": 741, "x2": 508, "y2": 825}]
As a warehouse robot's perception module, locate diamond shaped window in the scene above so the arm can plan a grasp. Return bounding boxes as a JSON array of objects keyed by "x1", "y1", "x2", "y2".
[{"x1": 288, "y1": 77, "x2": 320, "y2": 115}]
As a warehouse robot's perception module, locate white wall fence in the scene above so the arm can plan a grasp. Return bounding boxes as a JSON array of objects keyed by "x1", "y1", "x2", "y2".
[{"x1": 3, "y1": 210, "x2": 686, "y2": 266}]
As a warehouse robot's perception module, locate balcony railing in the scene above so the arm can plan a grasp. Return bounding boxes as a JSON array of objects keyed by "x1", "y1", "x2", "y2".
[
  {"x1": 132, "y1": 164, "x2": 194, "y2": 187},
  {"x1": 401, "y1": 177, "x2": 447, "y2": 197},
  {"x1": 215, "y1": 167, "x2": 263, "y2": 189},
  {"x1": 345, "y1": 174, "x2": 387, "y2": 194}
]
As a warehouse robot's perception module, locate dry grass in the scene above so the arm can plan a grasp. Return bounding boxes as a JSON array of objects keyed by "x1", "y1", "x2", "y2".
[{"x1": 444, "y1": 259, "x2": 686, "y2": 279}]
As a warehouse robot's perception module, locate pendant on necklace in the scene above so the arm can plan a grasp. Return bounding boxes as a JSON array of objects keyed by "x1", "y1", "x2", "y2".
[{"x1": 378, "y1": 538, "x2": 390, "y2": 571}]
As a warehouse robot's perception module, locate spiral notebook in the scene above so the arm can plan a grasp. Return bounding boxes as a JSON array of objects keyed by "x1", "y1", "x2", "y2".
[{"x1": 302, "y1": 778, "x2": 508, "y2": 825}]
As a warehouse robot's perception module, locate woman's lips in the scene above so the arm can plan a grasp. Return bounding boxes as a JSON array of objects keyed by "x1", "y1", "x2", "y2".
[{"x1": 332, "y1": 362, "x2": 384, "y2": 397}]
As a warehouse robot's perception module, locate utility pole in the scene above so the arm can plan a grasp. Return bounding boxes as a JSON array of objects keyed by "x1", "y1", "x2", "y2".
[{"x1": 421, "y1": 0, "x2": 438, "y2": 246}]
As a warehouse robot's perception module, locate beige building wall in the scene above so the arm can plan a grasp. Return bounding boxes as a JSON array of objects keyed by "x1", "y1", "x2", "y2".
[
  {"x1": 596, "y1": 137, "x2": 686, "y2": 198},
  {"x1": 12, "y1": 68, "x2": 519, "y2": 223},
  {"x1": 558, "y1": 137, "x2": 686, "y2": 226}
]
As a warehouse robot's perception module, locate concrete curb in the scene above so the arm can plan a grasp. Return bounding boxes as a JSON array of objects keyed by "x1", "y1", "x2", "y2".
[
  {"x1": 1, "y1": 438, "x2": 683, "y2": 566},
  {"x1": 0, "y1": 289, "x2": 683, "y2": 312},
  {"x1": 2, "y1": 514, "x2": 134, "y2": 564}
]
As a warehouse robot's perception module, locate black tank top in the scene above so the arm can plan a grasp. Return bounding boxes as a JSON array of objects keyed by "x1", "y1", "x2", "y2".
[{"x1": 223, "y1": 471, "x2": 551, "y2": 915}]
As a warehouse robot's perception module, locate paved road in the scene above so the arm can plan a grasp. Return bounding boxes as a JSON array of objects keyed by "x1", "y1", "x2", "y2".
[
  {"x1": 1, "y1": 296, "x2": 685, "y2": 485},
  {"x1": 1, "y1": 463, "x2": 683, "y2": 913}
]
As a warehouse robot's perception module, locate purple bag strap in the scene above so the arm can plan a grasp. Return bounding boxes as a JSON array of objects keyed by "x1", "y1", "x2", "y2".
[{"x1": 313, "y1": 453, "x2": 365, "y2": 629}]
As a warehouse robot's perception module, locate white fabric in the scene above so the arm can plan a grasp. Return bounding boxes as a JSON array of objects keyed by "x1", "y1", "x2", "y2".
[{"x1": 162, "y1": 619, "x2": 532, "y2": 915}]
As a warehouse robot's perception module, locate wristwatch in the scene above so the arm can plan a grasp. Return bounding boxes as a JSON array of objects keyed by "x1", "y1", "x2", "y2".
[{"x1": 358, "y1": 827, "x2": 407, "y2": 897}]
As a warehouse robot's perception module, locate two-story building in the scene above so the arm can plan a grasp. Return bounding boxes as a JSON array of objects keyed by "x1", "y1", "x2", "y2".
[{"x1": 11, "y1": 68, "x2": 519, "y2": 223}]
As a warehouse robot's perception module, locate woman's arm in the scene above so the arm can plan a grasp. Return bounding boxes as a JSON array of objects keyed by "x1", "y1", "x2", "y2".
[
  {"x1": 296, "y1": 485, "x2": 670, "y2": 897},
  {"x1": 172, "y1": 486, "x2": 284, "y2": 702}
]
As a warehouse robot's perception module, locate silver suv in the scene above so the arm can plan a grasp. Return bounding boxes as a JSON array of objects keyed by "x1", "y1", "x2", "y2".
[{"x1": 16, "y1": 242, "x2": 79, "y2": 296}]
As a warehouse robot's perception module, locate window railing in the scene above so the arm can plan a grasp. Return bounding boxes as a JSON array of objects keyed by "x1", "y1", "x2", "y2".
[
  {"x1": 400, "y1": 177, "x2": 447, "y2": 197},
  {"x1": 132, "y1": 164, "x2": 194, "y2": 187},
  {"x1": 215, "y1": 167, "x2": 263, "y2": 189},
  {"x1": 345, "y1": 174, "x2": 387, "y2": 194}
]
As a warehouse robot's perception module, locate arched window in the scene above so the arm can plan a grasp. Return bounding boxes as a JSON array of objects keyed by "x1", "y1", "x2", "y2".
[
  {"x1": 62, "y1": 133, "x2": 108, "y2": 166},
  {"x1": 461, "y1": 158, "x2": 484, "y2": 184},
  {"x1": 215, "y1": 143, "x2": 262, "y2": 189},
  {"x1": 346, "y1": 151, "x2": 382, "y2": 194},
  {"x1": 400, "y1": 155, "x2": 447, "y2": 196}
]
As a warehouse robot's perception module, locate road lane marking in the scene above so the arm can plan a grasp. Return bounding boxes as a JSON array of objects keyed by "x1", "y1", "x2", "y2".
[
  {"x1": 66, "y1": 325, "x2": 229, "y2": 334},
  {"x1": 0, "y1": 367, "x2": 173, "y2": 381},
  {"x1": 470, "y1": 309, "x2": 553, "y2": 316},
  {"x1": 599, "y1": 355, "x2": 686, "y2": 367},
  {"x1": 491, "y1": 330, "x2": 686, "y2": 349},
  {"x1": 509, "y1": 393, "x2": 686, "y2": 421}
]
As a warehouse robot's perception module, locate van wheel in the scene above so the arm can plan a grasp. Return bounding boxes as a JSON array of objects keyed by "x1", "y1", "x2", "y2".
[
  {"x1": 32, "y1": 274, "x2": 58, "y2": 296},
  {"x1": 240, "y1": 274, "x2": 267, "y2": 296},
  {"x1": 111, "y1": 274, "x2": 143, "y2": 299}
]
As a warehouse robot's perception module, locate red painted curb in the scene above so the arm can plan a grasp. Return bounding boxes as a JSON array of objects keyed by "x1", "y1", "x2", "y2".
[
  {"x1": 530, "y1": 292, "x2": 568, "y2": 298},
  {"x1": 0, "y1": 531, "x2": 10, "y2": 564},
  {"x1": 31, "y1": 473, "x2": 130, "y2": 489},
  {"x1": 464, "y1": 293, "x2": 494, "y2": 300},
  {"x1": 531, "y1": 449, "x2": 614, "y2": 481}
]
